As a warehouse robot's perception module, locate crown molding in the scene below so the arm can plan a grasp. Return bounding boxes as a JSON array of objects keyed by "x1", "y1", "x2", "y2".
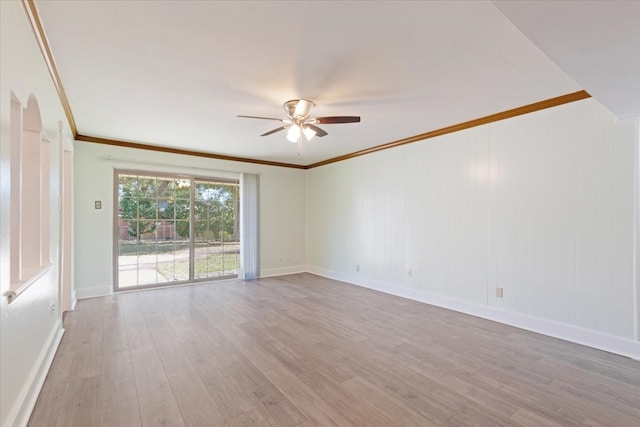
[
  {"x1": 75, "y1": 134, "x2": 307, "y2": 169},
  {"x1": 306, "y1": 90, "x2": 591, "y2": 169},
  {"x1": 78, "y1": 91, "x2": 591, "y2": 170},
  {"x1": 23, "y1": 0, "x2": 590, "y2": 171},
  {"x1": 22, "y1": 0, "x2": 77, "y2": 136}
]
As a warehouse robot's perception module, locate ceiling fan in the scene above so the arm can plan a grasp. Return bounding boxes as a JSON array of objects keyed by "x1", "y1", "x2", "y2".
[{"x1": 238, "y1": 99, "x2": 360, "y2": 143}]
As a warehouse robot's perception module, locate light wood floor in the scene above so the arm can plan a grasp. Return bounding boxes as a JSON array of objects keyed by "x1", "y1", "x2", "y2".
[{"x1": 29, "y1": 273, "x2": 640, "y2": 426}]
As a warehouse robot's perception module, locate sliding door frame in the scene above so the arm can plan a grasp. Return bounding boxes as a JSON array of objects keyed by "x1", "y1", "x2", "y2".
[{"x1": 113, "y1": 168, "x2": 239, "y2": 292}]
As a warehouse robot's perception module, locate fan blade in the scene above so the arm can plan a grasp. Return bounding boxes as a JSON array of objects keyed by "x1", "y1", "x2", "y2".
[
  {"x1": 307, "y1": 124, "x2": 328, "y2": 137},
  {"x1": 237, "y1": 115, "x2": 283, "y2": 121},
  {"x1": 315, "y1": 116, "x2": 361, "y2": 124},
  {"x1": 261, "y1": 126, "x2": 286, "y2": 136}
]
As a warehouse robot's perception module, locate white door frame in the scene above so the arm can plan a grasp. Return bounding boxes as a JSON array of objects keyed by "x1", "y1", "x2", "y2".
[{"x1": 58, "y1": 122, "x2": 74, "y2": 313}]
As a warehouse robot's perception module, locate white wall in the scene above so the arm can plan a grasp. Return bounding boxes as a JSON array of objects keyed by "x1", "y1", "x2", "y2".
[
  {"x1": 0, "y1": 2, "x2": 70, "y2": 426},
  {"x1": 307, "y1": 98, "x2": 640, "y2": 358},
  {"x1": 73, "y1": 142, "x2": 307, "y2": 299}
]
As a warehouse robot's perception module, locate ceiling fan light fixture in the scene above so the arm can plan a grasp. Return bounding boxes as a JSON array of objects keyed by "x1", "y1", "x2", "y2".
[
  {"x1": 303, "y1": 126, "x2": 316, "y2": 141},
  {"x1": 287, "y1": 124, "x2": 301, "y2": 142},
  {"x1": 239, "y1": 99, "x2": 360, "y2": 145}
]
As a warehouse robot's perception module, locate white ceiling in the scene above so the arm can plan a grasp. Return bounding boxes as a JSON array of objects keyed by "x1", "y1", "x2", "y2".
[
  {"x1": 494, "y1": 0, "x2": 640, "y2": 120},
  {"x1": 34, "y1": 0, "x2": 639, "y2": 167}
]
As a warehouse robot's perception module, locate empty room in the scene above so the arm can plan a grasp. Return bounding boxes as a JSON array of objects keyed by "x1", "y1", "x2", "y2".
[{"x1": 1, "y1": 1, "x2": 640, "y2": 426}]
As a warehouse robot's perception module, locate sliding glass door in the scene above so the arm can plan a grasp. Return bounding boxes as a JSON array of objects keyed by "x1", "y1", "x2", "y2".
[
  {"x1": 115, "y1": 171, "x2": 239, "y2": 290},
  {"x1": 193, "y1": 180, "x2": 239, "y2": 280}
]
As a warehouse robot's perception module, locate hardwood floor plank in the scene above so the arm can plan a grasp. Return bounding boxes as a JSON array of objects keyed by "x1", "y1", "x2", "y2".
[
  {"x1": 98, "y1": 378, "x2": 141, "y2": 427},
  {"x1": 260, "y1": 364, "x2": 354, "y2": 427},
  {"x1": 54, "y1": 375, "x2": 100, "y2": 427},
  {"x1": 438, "y1": 373, "x2": 521, "y2": 418},
  {"x1": 130, "y1": 350, "x2": 186, "y2": 427},
  {"x1": 510, "y1": 408, "x2": 570, "y2": 427},
  {"x1": 216, "y1": 321, "x2": 354, "y2": 426},
  {"x1": 341, "y1": 376, "x2": 438, "y2": 426},
  {"x1": 160, "y1": 354, "x2": 226, "y2": 426},
  {"x1": 296, "y1": 369, "x2": 397, "y2": 426},
  {"x1": 224, "y1": 408, "x2": 271, "y2": 427},
  {"x1": 199, "y1": 365, "x2": 258, "y2": 420},
  {"x1": 98, "y1": 348, "x2": 141, "y2": 427},
  {"x1": 28, "y1": 273, "x2": 640, "y2": 427}
]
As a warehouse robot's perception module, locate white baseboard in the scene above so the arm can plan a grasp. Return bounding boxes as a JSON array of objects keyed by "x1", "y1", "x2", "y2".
[
  {"x1": 75, "y1": 285, "x2": 112, "y2": 300},
  {"x1": 260, "y1": 265, "x2": 307, "y2": 278},
  {"x1": 307, "y1": 266, "x2": 640, "y2": 360},
  {"x1": 412, "y1": 289, "x2": 640, "y2": 360},
  {"x1": 309, "y1": 266, "x2": 415, "y2": 299},
  {"x1": 4, "y1": 320, "x2": 64, "y2": 427}
]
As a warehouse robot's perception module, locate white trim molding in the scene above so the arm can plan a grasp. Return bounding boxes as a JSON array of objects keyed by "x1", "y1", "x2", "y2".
[
  {"x1": 260, "y1": 265, "x2": 308, "y2": 278},
  {"x1": 75, "y1": 285, "x2": 112, "y2": 300},
  {"x1": 634, "y1": 117, "x2": 640, "y2": 343}
]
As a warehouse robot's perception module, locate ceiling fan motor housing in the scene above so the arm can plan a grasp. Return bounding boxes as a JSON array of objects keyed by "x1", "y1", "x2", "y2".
[{"x1": 284, "y1": 99, "x2": 314, "y2": 120}]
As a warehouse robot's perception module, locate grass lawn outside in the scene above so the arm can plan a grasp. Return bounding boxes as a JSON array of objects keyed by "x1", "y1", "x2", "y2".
[
  {"x1": 118, "y1": 240, "x2": 240, "y2": 284},
  {"x1": 158, "y1": 253, "x2": 239, "y2": 280}
]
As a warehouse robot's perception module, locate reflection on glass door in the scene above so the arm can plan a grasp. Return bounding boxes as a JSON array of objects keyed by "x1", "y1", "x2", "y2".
[{"x1": 115, "y1": 171, "x2": 239, "y2": 290}]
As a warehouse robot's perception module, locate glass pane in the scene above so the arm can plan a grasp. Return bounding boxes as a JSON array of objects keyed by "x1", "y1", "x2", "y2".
[
  {"x1": 118, "y1": 238, "x2": 138, "y2": 288},
  {"x1": 157, "y1": 240, "x2": 176, "y2": 281},
  {"x1": 138, "y1": 198, "x2": 158, "y2": 220},
  {"x1": 137, "y1": 177, "x2": 156, "y2": 197},
  {"x1": 157, "y1": 198, "x2": 171, "y2": 219},
  {"x1": 222, "y1": 242, "x2": 240, "y2": 276},
  {"x1": 194, "y1": 220, "x2": 211, "y2": 242},
  {"x1": 172, "y1": 235, "x2": 190, "y2": 282},
  {"x1": 170, "y1": 198, "x2": 188, "y2": 220},
  {"x1": 175, "y1": 220, "x2": 190, "y2": 240},
  {"x1": 137, "y1": 220, "x2": 157, "y2": 241},
  {"x1": 193, "y1": 227, "x2": 209, "y2": 279},
  {"x1": 175, "y1": 179, "x2": 191, "y2": 200},
  {"x1": 127, "y1": 220, "x2": 141, "y2": 242},
  {"x1": 118, "y1": 175, "x2": 137, "y2": 198},
  {"x1": 137, "y1": 241, "x2": 158, "y2": 286},
  {"x1": 155, "y1": 219, "x2": 173, "y2": 240},
  {"x1": 118, "y1": 197, "x2": 137, "y2": 233},
  {"x1": 156, "y1": 177, "x2": 175, "y2": 198}
]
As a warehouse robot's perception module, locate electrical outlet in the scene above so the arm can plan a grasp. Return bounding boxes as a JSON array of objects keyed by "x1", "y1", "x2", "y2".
[
  {"x1": 356, "y1": 264, "x2": 360, "y2": 272},
  {"x1": 94, "y1": 200, "x2": 102, "y2": 209},
  {"x1": 496, "y1": 287, "x2": 504, "y2": 298},
  {"x1": 407, "y1": 268, "x2": 413, "y2": 278}
]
